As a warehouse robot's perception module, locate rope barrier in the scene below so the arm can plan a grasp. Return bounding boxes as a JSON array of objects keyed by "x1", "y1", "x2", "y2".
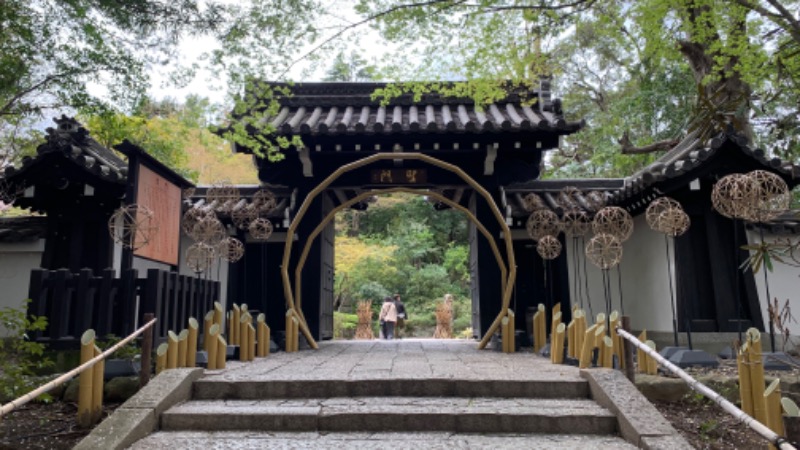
[{"x1": 615, "y1": 326, "x2": 796, "y2": 450}]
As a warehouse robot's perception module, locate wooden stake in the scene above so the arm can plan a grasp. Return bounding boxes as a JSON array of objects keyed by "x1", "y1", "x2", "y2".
[
  {"x1": 621, "y1": 316, "x2": 635, "y2": 382},
  {"x1": 187, "y1": 318, "x2": 198, "y2": 368},
  {"x1": 77, "y1": 329, "x2": 95, "y2": 428},
  {"x1": 139, "y1": 312, "x2": 154, "y2": 388}
]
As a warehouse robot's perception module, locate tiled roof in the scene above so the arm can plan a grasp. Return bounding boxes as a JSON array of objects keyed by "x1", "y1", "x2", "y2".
[
  {"x1": 0, "y1": 216, "x2": 47, "y2": 243},
  {"x1": 746, "y1": 211, "x2": 800, "y2": 235},
  {"x1": 2, "y1": 116, "x2": 128, "y2": 187},
  {"x1": 503, "y1": 179, "x2": 623, "y2": 219},
  {"x1": 253, "y1": 82, "x2": 583, "y2": 137}
]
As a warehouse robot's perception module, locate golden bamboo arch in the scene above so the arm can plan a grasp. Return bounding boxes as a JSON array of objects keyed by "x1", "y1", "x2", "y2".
[{"x1": 281, "y1": 152, "x2": 517, "y2": 350}]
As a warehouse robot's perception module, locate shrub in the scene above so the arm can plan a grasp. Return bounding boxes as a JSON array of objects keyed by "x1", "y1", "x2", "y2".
[
  {"x1": 0, "y1": 299, "x2": 53, "y2": 402},
  {"x1": 333, "y1": 311, "x2": 358, "y2": 339}
]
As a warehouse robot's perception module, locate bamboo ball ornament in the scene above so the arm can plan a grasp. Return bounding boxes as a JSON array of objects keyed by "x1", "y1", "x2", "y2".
[
  {"x1": 182, "y1": 207, "x2": 209, "y2": 238},
  {"x1": 558, "y1": 186, "x2": 581, "y2": 211},
  {"x1": 252, "y1": 189, "x2": 277, "y2": 215},
  {"x1": 108, "y1": 204, "x2": 157, "y2": 250},
  {"x1": 217, "y1": 237, "x2": 245, "y2": 263},
  {"x1": 522, "y1": 193, "x2": 547, "y2": 212},
  {"x1": 659, "y1": 207, "x2": 691, "y2": 237},
  {"x1": 711, "y1": 173, "x2": 752, "y2": 219},
  {"x1": 186, "y1": 242, "x2": 215, "y2": 273},
  {"x1": 592, "y1": 206, "x2": 633, "y2": 242},
  {"x1": 746, "y1": 170, "x2": 790, "y2": 222},
  {"x1": 537, "y1": 235, "x2": 562, "y2": 260},
  {"x1": 206, "y1": 181, "x2": 240, "y2": 213},
  {"x1": 646, "y1": 197, "x2": 682, "y2": 232},
  {"x1": 0, "y1": 179, "x2": 21, "y2": 204},
  {"x1": 249, "y1": 217, "x2": 273, "y2": 241},
  {"x1": 232, "y1": 204, "x2": 257, "y2": 230},
  {"x1": 585, "y1": 233, "x2": 623, "y2": 270},
  {"x1": 526, "y1": 209, "x2": 560, "y2": 241},
  {"x1": 586, "y1": 191, "x2": 607, "y2": 211},
  {"x1": 192, "y1": 216, "x2": 226, "y2": 244},
  {"x1": 561, "y1": 210, "x2": 591, "y2": 237}
]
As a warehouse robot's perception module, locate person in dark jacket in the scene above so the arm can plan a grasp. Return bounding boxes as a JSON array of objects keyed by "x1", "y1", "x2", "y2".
[{"x1": 393, "y1": 294, "x2": 407, "y2": 338}]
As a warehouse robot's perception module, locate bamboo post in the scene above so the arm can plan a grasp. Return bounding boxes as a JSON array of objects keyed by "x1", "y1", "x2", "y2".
[
  {"x1": 91, "y1": 344, "x2": 104, "y2": 423},
  {"x1": 501, "y1": 316, "x2": 510, "y2": 353},
  {"x1": 782, "y1": 398, "x2": 800, "y2": 445},
  {"x1": 621, "y1": 316, "x2": 635, "y2": 382},
  {"x1": 553, "y1": 302, "x2": 561, "y2": 317},
  {"x1": 291, "y1": 316, "x2": 300, "y2": 352},
  {"x1": 257, "y1": 314, "x2": 267, "y2": 357},
  {"x1": 531, "y1": 310, "x2": 542, "y2": 352},
  {"x1": 232, "y1": 304, "x2": 241, "y2": 346},
  {"x1": 609, "y1": 311, "x2": 622, "y2": 369},
  {"x1": 551, "y1": 311, "x2": 562, "y2": 348},
  {"x1": 637, "y1": 330, "x2": 648, "y2": 373},
  {"x1": 177, "y1": 329, "x2": 189, "y2": 368},
  {"x1": 566, "y1": 321, "x2": 576, "y2": 358},
  {"x1": 265, "y1": 323, "x2": 271, "y2": 356},
  {"x1": 203, "y1": 310, "x2": 213, "y2": 353},
  {"x1": 596, "y1": 312, "x2": 606, "y2": 327},
  {"x1": 645, "y1": 340, "x2": 658, "y2": 375},
  {"x1": 765, "y1": 379, "x2": 785, "y2": 450},
  {"x1": 139, "y1": 312, "x2": 154, "y2": 388},
  {"x1": 77, "y1": 329, "x2": 95, "y2": 428},
  {"x1": 155, "y1": 343, "x2": 168, "y2": 375},
  {"x1": 552, "y1": 322, "x2": 566, "y2": 364},
  {"x1": 227, "y1": 312, "x2": 234, "y2": 346},
  {"x1": 166, "y1": 331, "x2": 179, "y2": 369},
  {"x1": 579, "y1": 324, "x2": 598, "y2": 369},
  {"x1": 749, "y1": 329, "x2": 768, "y2": 425},
  {"x1": 213, "y1": 301, "x2": 224, "y2": 333},
  {"x1": 248, "y1": 323, "x2": 256, "y2": 361},
  {"x1": 575, "y1": 310, "x2": 586, "y2": 358},
  {"x1": 240, "y1": 314, "x2": 249, "y2": 362},
  {"x1": 537, "y1": 304, "x2": 546, "y2": 352},
  {"x1": 216, "y1": 335, "x2": 227, "y2": 369},
  {"x1": 508, "y1": 309, "x2": 516, "y2": 352},
  {"x1": 207, "y1": 324, "x2": 220, "y2": 370},
  {"x1": 601, "y1": 336, "x2": 614, "y2": 368},
  {"x1": 738, "y1": 342, "x2": 754, "y2": 416},
  {"x1": 187, "y1": 318, "x2": 198, "y2": 368}
]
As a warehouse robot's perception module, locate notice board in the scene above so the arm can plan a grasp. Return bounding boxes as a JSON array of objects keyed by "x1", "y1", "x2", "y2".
[{"x1": 133, "y1": 165, "x2": 181, "y2": 265}]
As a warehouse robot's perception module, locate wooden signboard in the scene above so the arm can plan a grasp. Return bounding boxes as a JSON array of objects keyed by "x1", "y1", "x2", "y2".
[
  {"x1": 134, "y1": 165, "x2": 181, "y2": 265},
  {"x1": 370, "y1": 168, "x2": 427, "y2": 184}
]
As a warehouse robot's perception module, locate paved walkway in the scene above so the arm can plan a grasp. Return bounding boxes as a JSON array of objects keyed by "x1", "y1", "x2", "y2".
[{"x1": 203, "y1": 339, "x2": 583, "y2": 382}]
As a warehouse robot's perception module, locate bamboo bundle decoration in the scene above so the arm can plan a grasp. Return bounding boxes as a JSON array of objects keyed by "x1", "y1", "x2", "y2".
[
  {"x1": 748, "y1": 328, "x2": 768, "y2": 425},
  {"x1": 552, "y1": 323, "x2": 566, "y2": 364},
  {"x1": 78, "y1": 329, "x2": 95, "y2": 428},
  {"x1": 177, "y1": 329, "x2": 189, "y2": 367},
  {"x1": 567, "y1": 321, "x2": 576, "y2": 358},
  {"x1": 637, "y1": 330, "x2": 648, "y2": 373},
  {"x1": 765, "y1": 379, "x2": 785, "y2": 446},
  {"x1": 645, "y1": 340, "x2": 658, "y2": 375},
  {"x1": 203, "y1": 311, "x2": 213, "y2": 353},
  {"x1": 155, "y1": 343, "x2": 168, "y2": 375},
  {"x1": 257, "y1": 314, "x2": 268, "y2": 357},
  {"x1": 501, "y1": 317, "x2": 511, "y2": 353},
  {"x1": 232, "y1": 304, "x2": 241, "y2": 346},
  {"x1": 213, "y1": 301, "x2": 224, "y2": 334},
  {"x1": 601, "y1": 336, "x2": 614, "y2": 368},
  {"x1": 434, "y1": 302, "x2": 454, "y2": 339},
  {"x1": 187, "y1": 318, "x2": 199, "y2": 367},
  {"x1": 355, "y1": 301, "x2": 375, "y2": 340},
  {"x1": 508, "y1": 309, "x2": 516, "y2": 352},
  {"x1": 207, "y1": 324, "x2": 220, "y2": 370},
  {"x1": 579, "y1": 324, "x2": 599, "y2": 369},
  {"x1": 166, "y1": 331, "x2": 179, "y2": 369},
  {"x1": 91, "y1": 344, "x2": 104, "y2": 423},
  {"x1": 216, "y1": 335, "x2": 226, "y2": 369}
]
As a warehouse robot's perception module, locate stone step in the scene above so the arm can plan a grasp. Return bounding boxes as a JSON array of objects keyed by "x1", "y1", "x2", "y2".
[
  {"x1": 129, "y1": 431, "x2": 638, "y2": 449},
  {"x1": 161, "y1": 397, "x2": 617, "y2": 434},
  {"x1": 192, "y1": 378, "x2": 590, "y2": 400}
]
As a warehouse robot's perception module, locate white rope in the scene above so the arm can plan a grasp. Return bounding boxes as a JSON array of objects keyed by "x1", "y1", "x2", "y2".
[
  {"x1": 616, "y1": 326, "x2": 796, "y2": 450},
  {"x1": 0, "y1": 317, "x2": 157, "y2": 418}
]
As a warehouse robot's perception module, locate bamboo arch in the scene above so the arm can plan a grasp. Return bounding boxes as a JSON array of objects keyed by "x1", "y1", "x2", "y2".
[{"x1": 281, "y1": 152, "x2": 517, "y2": 350}]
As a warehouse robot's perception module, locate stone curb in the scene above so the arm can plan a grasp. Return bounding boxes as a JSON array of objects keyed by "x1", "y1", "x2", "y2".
[
  {"x1": 73, "y1": 368, "x2": 203, "y2": 450},
  {"x1": 581, "y1": 369, "x2": 693, "y2": 450}
]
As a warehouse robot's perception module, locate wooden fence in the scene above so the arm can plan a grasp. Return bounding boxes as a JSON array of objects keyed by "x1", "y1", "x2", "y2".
[{"x1": 27, "y1": 268, "x2": 219, "y2": 345}]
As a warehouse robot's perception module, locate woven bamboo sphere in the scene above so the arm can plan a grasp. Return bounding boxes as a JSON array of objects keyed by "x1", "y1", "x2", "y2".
[
  {"x1": 526, "y1": 209, "x2": 560, "y2": 241},
  {"x1": 252, "y1": 189, "x2": 278, "y2": 215},
  {"x1": 0, "y1": 179, "x2": 21, "y2": 204},
  {"x1": 522, "y1": 193, "x2": 547, "y2": 212},
  {"x1": 585, "y1": 233, "x2": 623, "y2": 270},
  {"x1": 217, "y1": 237, "x2": 245, "y2": 263},
  {"x1": 108, "y1": 204, "x2": 157, "y2": 250},
  {"x1": 586, "y1": 191, "x2": 607, "y2": 211},
  {"x1": 192, "y1": 216, "x2": 226, "y2": 243},
  {"x1": 592, "y1": 206, "x2": 634, "y2": 242},
  {"x1": 558, "y1": 186, "x2": 581, "y2": 210},
  {"x1": 232, "y1": 204, "x2": 257, "y2": 230},
  {"x1": 746, "y1": 170, "x2": 791, "y2": 223},
  {"x1": 185, "y1": 242, "x2": 215, "y2": 273},
  {"x1": 561, "y1": 210, "x2": 591, "y2": 237},
  {"x1": 537, "y1": 235, "x2": 562, "y2": 260},
  {"x1": 711, "y1": 173, "x2": 752, "y2": 219},
  {"x1": 182, "y1": 207, "x2": 208, "y2": 238},
  {"x1": 249, "y1": 217, "x2": 273, "y2": 241},
  {"x1": 206, "y1": 181, "x2": 240, "y2": 203},
  {"x1": 659, "y1": 207, "x2": 691, "y2": 237},
  {"x1": 645, "y1": 197, "x2": 682, "y2": 232}
]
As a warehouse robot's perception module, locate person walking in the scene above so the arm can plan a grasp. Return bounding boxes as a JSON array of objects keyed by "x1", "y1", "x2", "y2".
[
  {"x1": 393, "y1": 294, "x2": 407, "y2": 338},
  {"x1": 379, "y1": 296, "x2": 398, "y2": 340}
]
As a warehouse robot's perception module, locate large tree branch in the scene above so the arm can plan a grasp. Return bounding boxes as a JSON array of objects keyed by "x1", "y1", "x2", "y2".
[{"x1": 618, "y1": 131, "x2": 680, "y2": 155}]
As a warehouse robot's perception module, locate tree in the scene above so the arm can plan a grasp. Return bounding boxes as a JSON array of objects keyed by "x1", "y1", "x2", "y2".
[{"x1": 323, "y1": 52, "x2": 377, "y2": 82}]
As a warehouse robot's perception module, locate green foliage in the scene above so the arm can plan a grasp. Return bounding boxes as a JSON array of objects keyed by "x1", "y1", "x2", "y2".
[
  {"x1": 0, "y1": 300, "x2": 53, "y2": 402},
  {"x1": 333, "y1": 312, "x2": 359, "y2": 339},
  {"x1": 97, "y1": 334, "x2": 140, "y2": 361}
]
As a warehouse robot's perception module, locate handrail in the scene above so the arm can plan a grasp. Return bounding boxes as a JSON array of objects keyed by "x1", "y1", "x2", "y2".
[
  {"x1": 0, "y1": 317, "x2": 157, "y2": 418},
  {"x1": 615, "y1": 326, "x2": 797, "y2": 450}
]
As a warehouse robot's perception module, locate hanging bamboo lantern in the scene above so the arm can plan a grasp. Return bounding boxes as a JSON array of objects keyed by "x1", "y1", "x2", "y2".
[
  {"x1": 186, "y1": 242, "x2": 215, "y2": 273},
  {"x1": 585, "y1": 233, "x2": 623, "y2": 270},
  {"x1": 526, "y1": 209, "x2": 560, "y2": 241},
  {"x1": 537, "y1": 235, "x2": 562, "y2": 260},
  {"x1": 217, "y1": 237, "x2": 245, "y2": 263},
  {"x1": 592, "y1": 206, "x2": 633, "y2": 242},
  {"x1": 746, "y1": 170, "x2": 791, "y2": 223},
  {"x1": 249, "y1": 217, "x2": 273, "y2": 241},
  {"x1": 108, "y1": 204, "x2": 157, "y2": 250}
]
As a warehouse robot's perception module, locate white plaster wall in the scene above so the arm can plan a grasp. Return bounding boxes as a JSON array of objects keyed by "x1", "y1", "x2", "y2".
[
  {"x1": 566, "y1": 215, "x2": 675, "y2": 333},
  {"x1": 0, "y1": 239, "x2": 44, "y2": 335},
  {"x1": 746, "y1": 229, "x2": 800, "y2": 336}
]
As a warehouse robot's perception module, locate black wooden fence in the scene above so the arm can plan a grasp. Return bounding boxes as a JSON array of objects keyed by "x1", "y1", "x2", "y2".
[{"x1": 27, "y1": 268, "x2": 219, "y2": 345}]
